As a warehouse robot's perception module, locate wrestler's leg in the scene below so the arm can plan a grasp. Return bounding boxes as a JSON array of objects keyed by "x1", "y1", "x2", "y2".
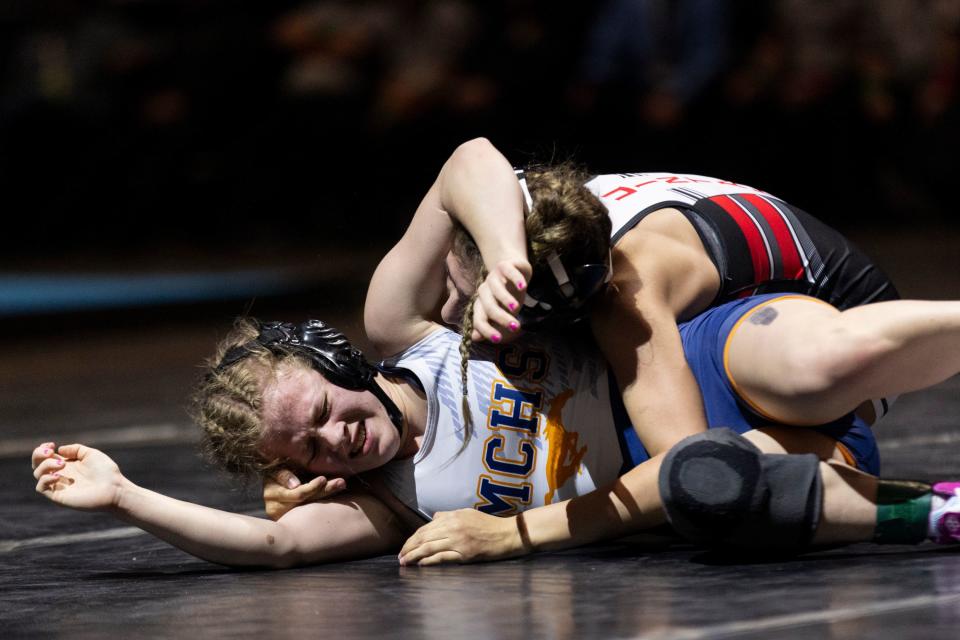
[
  {"x1": 741, "y1": 429, "x2": 874, "y2": 544},
  {"x1": 742, "y1": 427, "x2": 849, "y2": 464},
  {"x1": 749, "y1": 427, "x2": 960, "y2": 547},
  {"x1": 663, "y1": 429, "x2": 960, "y2": 550},
  {"x1": 813, "y1": 461, "x2": 878, "y2": 545},
  {"x1": 726, "y1": 297, "x2": 960, "y2": 425},
  {"x1": 813, "y1": 463, "x2": 960, "y2": 547}
]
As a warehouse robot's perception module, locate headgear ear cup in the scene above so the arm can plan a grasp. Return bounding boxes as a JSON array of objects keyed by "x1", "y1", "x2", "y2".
[
  {"x1": 518, "y1": 252, "x2": 612, "y2": 330},
  {"x1": 512, "y1": 169, "x2": 612, "y2": 330},
  {"x1": 214, "y1": 320, "x2": 405, "y2": 434}
]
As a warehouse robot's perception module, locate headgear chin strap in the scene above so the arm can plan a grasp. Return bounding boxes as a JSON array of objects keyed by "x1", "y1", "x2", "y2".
[{"x1": 215, "y1": 320, "x2": 404, "y2": 435}]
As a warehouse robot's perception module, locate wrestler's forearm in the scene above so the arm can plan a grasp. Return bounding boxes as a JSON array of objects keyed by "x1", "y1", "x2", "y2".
[
  {"x1": 113, "y1": 480, "x2": 294, "y2": 567},
  {"x1": 619, "y1": 365, "x2": 710, "y2": 456},
  {"x1": 517, "y1": 454, "x2": 668, "y2": 553},
  {"x1": 596, "y1": 308, "x2": 711, "y2": 458},
  {"x1": 438, "y1": 137, "x2": 528, "y2": 269}
]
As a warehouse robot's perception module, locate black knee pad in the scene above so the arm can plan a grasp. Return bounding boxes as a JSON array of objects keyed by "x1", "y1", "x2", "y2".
[{"x1": 658, "y1": 428, "x2": 823, "y2": 552}]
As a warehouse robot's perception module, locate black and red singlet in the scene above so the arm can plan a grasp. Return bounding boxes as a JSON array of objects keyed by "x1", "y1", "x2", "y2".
[{"x1": 584, "y1": 172, "x2": 898, "y2": 310}]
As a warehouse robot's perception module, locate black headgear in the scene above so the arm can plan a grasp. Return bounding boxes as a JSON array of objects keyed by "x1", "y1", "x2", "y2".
[
  {"x1": 214, "y1": 320, "x2": 404, "y2": 434},
  {"x1": 513, "y1": 170, "x2": 612, "y2": 330},
  {"x1": 517, "y1": 251, "x2": 612, "y2": 330}
]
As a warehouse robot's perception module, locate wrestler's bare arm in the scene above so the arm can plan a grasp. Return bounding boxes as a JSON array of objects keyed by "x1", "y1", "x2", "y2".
[
  {"x1": 591, "y1": 224, "x2": 719, "y2": 456},
  {"x1": 395, "y1": 430, "x2": 880, "y2": 565},
  {"x1": 364, "y1": 137, "x2": 530, "y2": 356},
  {"x1": 33, "y1": 444, "x2": 406, "y2": 567}
]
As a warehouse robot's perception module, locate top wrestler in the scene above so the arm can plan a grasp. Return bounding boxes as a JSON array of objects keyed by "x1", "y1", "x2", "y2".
[
  {"x1": 439, "y1": 138, "x2": 899, "y2": 449},
  {"x1": 263, "y1": 136, "x2": 899, "y2": 512},
  {"x1": 31, "y1": 140, "x2": 960, "y2": 566}
]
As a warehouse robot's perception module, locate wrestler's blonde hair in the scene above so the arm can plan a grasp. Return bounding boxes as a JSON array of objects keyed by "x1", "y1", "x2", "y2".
[
  {"x1": 453, "y1": 162, "x2": 611, "y2": 445},
  {"x1": 189, "y1": 318, "x2": 311, "y2": 478}
]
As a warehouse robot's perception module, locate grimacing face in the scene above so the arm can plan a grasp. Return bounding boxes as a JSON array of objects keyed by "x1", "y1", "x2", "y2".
[{"x1": 258, "y1": 362, "x2": 403, "y2": 477}]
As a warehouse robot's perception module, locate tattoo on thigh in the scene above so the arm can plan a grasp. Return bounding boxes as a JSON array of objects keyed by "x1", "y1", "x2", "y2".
[{"x1": 749, "y1": 307, "x2": 779, "y2": 326}]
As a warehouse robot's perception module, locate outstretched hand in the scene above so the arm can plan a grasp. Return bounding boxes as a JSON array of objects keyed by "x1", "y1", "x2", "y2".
[
  {"x1": 398, "y1": 509, "x2": 527, "y2": 566},
  {"x1": 471, "y1": 259, "x2": 532, "y2": 344},
  {"x1": 32, "y1": 442, "x2": 126, "y2": 512},
  {"x1": 262, "y1": 468, "x2": 347, "y2": 521}
]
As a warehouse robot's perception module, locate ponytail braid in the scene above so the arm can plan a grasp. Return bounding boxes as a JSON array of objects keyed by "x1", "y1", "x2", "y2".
[{"x1": 457, "y1": 271, "x2": 485, "y2": 451}]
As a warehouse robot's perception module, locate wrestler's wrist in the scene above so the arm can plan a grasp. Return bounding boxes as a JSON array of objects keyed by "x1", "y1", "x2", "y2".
[
  {"x1": 483, "y1": 254, "x2": 529, "y2": 276},
  {"x1": 110, "y1": 476, "x2": 141, "y2": 516},
  {"x1": 513, "y1": 512, "x2": 536, "y2": 554}
]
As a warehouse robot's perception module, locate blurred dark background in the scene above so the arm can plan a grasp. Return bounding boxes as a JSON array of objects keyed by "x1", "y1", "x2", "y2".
[{"x1": 3, "y1": 0, "x2": 958, "y2": 272}]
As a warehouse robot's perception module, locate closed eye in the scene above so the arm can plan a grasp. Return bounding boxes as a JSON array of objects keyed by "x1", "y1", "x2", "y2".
[
  {"x1": 305, "y1": 396, "x2": 329, "y2": 467},
  {"x1": 318, "y1": 395, "x2": 330, "y2": 424}
]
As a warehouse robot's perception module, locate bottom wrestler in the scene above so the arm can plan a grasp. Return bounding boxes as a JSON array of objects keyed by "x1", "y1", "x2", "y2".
[{"x1": 31, "y1": 289, "x2": 960, "y2": 566}]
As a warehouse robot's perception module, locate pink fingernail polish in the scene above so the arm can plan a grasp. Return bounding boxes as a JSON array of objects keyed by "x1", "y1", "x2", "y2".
[
  {"x1": 42, "y1": 449, "x2": 51, "y2": 456},
  {"x1": 491, "y1": 333, "x2": 501, "y2": 343},
  {"x1": 56, "y1": 459, "x2": 64, "y2": 466},
  {"x1": 517, "y1": 281, "x2": 525, "y2": 290},
  {"x1": 509, "y1": 322, "x2": 519, "y2": 332},
  {"x1": 52, "y1": 472, "x2": 61, "y2": 478},
  {"x1": 508, "y1": 302, "x2": 516, "y2": 311}
]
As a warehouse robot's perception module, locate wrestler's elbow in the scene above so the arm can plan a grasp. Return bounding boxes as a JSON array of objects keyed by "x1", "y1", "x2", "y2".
[
  {"x1": 256, "y1": 523, "x2": 307, "y2": 569},
  {"x1": 453, "y1": 136, "x2": 493, "y2": 157},
  {"x1": 447, "y1": 137, "x2": 505, "y2": 174}
]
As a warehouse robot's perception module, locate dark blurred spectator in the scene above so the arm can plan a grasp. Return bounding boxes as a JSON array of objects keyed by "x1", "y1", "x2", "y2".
[
  {"x1": 857, "y1": 0, "x2": 960, "y2": 125},
  {"x1": 725, "y1": 0, "x2": 860, "y2": 109},
  {"x1": 1, "y1": 0, "x2": 958, "y2": 264},
  {"x1": 572, "y1": 0, "x2": 731, "y2": 127},
  {"x1": 718, "y1": 0, "x2": 960, "y2": 225},
  {"x1": 270, "y1": 0, "x2": 482, "y2": 129},
  {"x1": 726, "y1": 0, "x2": 960, "y2": 122}
]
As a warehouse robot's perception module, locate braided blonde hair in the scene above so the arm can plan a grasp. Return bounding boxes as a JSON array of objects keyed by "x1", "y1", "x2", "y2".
[{"x1": 189, "y1": 318, "x2": 310, "y2": 478}]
